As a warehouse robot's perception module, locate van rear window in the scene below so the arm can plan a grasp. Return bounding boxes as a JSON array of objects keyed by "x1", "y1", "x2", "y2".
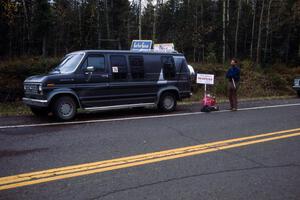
[
  {"x1": 161, "y1": 56, "x2": 176, "y2": 80},
  {"x1": 129, "y1": 56, "x2": 144, "y2": 80}
]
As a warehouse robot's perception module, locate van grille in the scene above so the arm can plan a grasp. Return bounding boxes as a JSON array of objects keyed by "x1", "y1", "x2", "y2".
[{"x1": 24, "y1": 84, "x2": 39, "y2": 94}]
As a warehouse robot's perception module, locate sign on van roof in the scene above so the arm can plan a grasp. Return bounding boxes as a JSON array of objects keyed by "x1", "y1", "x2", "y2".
[
  {"x1": 153, "y1": 43, "x2": 175, "y2": 52},
  {"x1": 131, "y1": 40, "x2": 153, "y2": 51}
]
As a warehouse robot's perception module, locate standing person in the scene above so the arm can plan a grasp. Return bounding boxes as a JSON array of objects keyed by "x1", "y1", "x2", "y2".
[{"x1": 226, "y1": 58, "x2": 240, "y2": 111}]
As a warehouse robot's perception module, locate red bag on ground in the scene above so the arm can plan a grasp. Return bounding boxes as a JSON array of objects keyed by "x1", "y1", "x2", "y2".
[{"x1": 201, "y1": 94, "x2": 219, "y2": 112}]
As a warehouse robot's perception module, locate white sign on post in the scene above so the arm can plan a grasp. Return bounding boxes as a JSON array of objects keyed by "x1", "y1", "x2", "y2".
[
  {"x1": 197, "y1": 74, "x2": 215, "y2": 104},
  {"x1": 196, "y1": 74, "x2": 215, "y2": 85}
]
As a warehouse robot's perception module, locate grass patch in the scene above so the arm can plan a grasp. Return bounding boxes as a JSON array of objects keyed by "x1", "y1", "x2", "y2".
[
  {"x1": 0, "y1": 102, "x2": 31, "y2": 116},
  {"x1": 181, "y1": 95, "x2": 296, "y2": 105}
]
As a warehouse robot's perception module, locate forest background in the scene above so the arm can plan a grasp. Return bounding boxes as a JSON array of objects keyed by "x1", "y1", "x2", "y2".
[{"x1": 0, "y1": 0, "x2": 300, "y2": 114}]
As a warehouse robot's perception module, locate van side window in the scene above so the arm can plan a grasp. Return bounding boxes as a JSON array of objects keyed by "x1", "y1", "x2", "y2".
[
  {"x1": 82, "y1": 55, "x2": 105, "y2": 72},
  {"x1": 110, "y1": 55, "x2": 128, "y2": 80},
  {"x1": 161, "y1": 56, "x2": 176, "y2": 80},
  {"x1": 174, "y1": 56, "x2": 188, "y2": 73},
  {"x1": 129, "y1": 56, "x2": 144, "y2": 79}
]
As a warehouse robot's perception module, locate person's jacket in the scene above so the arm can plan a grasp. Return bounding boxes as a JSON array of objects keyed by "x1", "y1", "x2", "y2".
[{"x1": 226, "y1": 66, "x2": 240, "y2": 82}]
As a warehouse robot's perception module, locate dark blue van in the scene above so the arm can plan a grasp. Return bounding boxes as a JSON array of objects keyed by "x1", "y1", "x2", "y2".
[{"x1": 23, "y1": 50, "x2": 194, "y2": 121}]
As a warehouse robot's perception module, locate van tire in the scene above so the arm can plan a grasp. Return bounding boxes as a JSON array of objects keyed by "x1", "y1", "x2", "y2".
[
  {"x1": 297, "y1": 91, "x2": 300, "y2": 98},
  {"x1": 52, "y1": 96, "x2": 77, "y2": 121},
  {"x1": 30, "y1": 107, "x2": 49, "y2": 117},
  {"x1": 158, "y1": 92, "x2": 177, "y2": 112}
]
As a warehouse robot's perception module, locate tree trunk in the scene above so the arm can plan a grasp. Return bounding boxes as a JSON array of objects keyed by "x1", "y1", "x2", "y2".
[
  {"x1": 97, "y1": 0, "x2": 101, "y2": 48},
  {"x1": 222, "y1": 0, "x2": 226, "y2": 64},
  {"x1": 234, "y1": 0, "x2": 242, "y2": 57},
  {"x1": 138, "y1": 0, "x2": 142, "y2": 39},
  {"x1": 298, "y1": 42, "x2": 300, "y2": 59},
  {"x1": 152, "y1": 2, "x2": 158, "y2": 42},
  {"x1": 250, "y1": 0, "x2": 256, "y2": 60},
  {"x1": 200, "y1": 0, "x2": 204, "y2": 63},
  {"x1": 78, "y1": 1, "x2": 82, "y2": 48},
  {"x1": 194, "y1": 3, "x2": 198, "y2": 62},
  {"x1": 244, "y1": 32, "x2": 248, "y2": 55},
  {"x1": 270, "y1": 31, "x2": 273, "y2": 62},
  {"x1": 226, "y1": 0, "x2": 230, "y2": 27},
  {"x1": 54, "y1": 38, "x2": 57, "y2": 57},
  {"x1": 9, "y1": 32, "x2": 12, "y2": 59},
  {"x1": 127, "y1": 16, "x2": 130, "y2": 48},
  {"x1": 263, "y1": 0, "x2": 273, "y2": 64},
  {"x1": 193, "y1": 47, "x2": 196, "y2": 63},
  {"x1": 226, "y1": 0, "x2": 230, "y2": 58},
  {"x1": 21, "y1": 0, "x2": 30, "y2": 54},
  {"x1": 256, "y1": 0, "x2": 265, "y2": 65},
  {"x1": 285, "y1": 24, "x2": 291, "y2": 64},
  {"x1": 200, "y1": 0, "x2": 204, "y2": 28},
  {"x1": 105, "y1": 0, "x2": 110, "y2": 39},
  {"x1": 42, "y1": 36, "x2": 47, "y2": 57},
  {"x1": 202, "y1": 46, "x2": 205, "y2": 63}
]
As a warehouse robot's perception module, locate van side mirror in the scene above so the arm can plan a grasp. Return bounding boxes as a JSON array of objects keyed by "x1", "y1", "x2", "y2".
[{"x1": 86, "y1": 66, "x2": 95, "y2": 72}]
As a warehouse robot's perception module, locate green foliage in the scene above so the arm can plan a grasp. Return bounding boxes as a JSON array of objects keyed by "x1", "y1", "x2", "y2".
[
  {"x1": 206, "y1": 43, "x2": 218, "y2": 64},
  {"x1": 1, "y1": 57, "x2": 298, "y2": 102},
  {"x1": 1, "y1": 0, "x2": 299, "y2": 66},
  {"x1": 0, "y1": 102, "x2": 30, "y2": 116},
  {"x1": 188, "y1": 61, "x2": 299, "y2": 101},
  {"x1": 0, "y1": 57, "x2": 59, "y2": 101}
]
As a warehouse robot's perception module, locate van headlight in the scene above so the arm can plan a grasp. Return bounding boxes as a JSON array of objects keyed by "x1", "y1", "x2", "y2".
[{"x1": 38, "y1": 84, "x2": 43, "y2": 95}]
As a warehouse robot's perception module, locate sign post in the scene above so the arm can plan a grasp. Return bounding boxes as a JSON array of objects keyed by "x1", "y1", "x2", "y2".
[{"x1": 196, "y1": 73, "x2": 215, "y2": 104}]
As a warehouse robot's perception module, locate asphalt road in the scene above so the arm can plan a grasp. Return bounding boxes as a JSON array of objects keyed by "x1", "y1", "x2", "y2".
[{"x1": 0, "y1": 98, "x2": 300, "y2": 200}]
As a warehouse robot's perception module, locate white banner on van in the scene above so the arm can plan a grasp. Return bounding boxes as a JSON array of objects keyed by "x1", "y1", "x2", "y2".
[
  {"x1": 153, "y1": 43, "x2": 175, "y2": 52},
  {"x1": 197, "y1": 73, "x2": 214, "y2": 85}
]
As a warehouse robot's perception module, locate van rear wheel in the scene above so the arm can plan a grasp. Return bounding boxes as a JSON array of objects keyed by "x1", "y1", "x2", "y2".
[
  {"x1": 52, "y1": 96, "x2": 77, "y2": 121},
  {"x1": 158, "y1": 92, "x2": 177, "y2": 112}
]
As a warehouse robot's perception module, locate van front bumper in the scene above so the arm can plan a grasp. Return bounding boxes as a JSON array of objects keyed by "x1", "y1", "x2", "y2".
[
  {"x1": 23, "y1": 97, "x2": 48, "y2": 107},
  {"x1": 293, "y1": 86, "x2": 300, "y2": 90}
]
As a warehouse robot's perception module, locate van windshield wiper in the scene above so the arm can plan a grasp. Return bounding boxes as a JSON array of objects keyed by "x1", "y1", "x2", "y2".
[{"x1": 51, "y1": 68, "x2": 61, "y2": 74}]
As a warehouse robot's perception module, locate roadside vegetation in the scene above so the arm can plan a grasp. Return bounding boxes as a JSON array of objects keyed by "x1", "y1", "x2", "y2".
[
  {"x1": 0, "y1": 58, "x2": 299, "y2": 116},
  {"x1": 1, "y1": 1, "x2": 300, "y2": 116},
  {"x1": 189, "y1": 60, "x2": 300, "y2": 102},
  {"x1": 0, "y1": 102, "x2": 30, "y2": 116}
]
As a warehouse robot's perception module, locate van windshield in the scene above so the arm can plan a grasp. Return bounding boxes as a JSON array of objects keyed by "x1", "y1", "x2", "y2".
[{"x1": 52, "y1": 53, "x2": 84, "y2": 74}]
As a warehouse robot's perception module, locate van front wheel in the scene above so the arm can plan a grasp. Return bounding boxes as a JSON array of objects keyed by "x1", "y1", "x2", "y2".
[
  {"x1": 52, "y1": 96, "x2": 77, "y2": 121},
  {"x1": 158, "y1": 92, "x2": 177, "y2": 112}
]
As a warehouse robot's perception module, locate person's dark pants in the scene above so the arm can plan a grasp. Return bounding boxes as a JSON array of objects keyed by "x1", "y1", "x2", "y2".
[{"x1": 228, "y1": 81, "x2": 238, "y2": 109}]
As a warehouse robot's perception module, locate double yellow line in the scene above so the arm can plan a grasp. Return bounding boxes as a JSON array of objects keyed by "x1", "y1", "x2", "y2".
[{"x1": 1, "y1": 128, "x2": 300, "y2": 191}]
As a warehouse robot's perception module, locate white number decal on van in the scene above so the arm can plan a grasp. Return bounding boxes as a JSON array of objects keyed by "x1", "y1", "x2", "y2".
[{"x1": 112, "y1": 66, "x2": 119, "y2": 73}]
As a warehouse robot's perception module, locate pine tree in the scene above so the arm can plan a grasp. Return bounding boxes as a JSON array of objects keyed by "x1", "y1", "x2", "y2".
[{"x1": 32, "y1": 0, "x2": 52, "y2": 56}]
